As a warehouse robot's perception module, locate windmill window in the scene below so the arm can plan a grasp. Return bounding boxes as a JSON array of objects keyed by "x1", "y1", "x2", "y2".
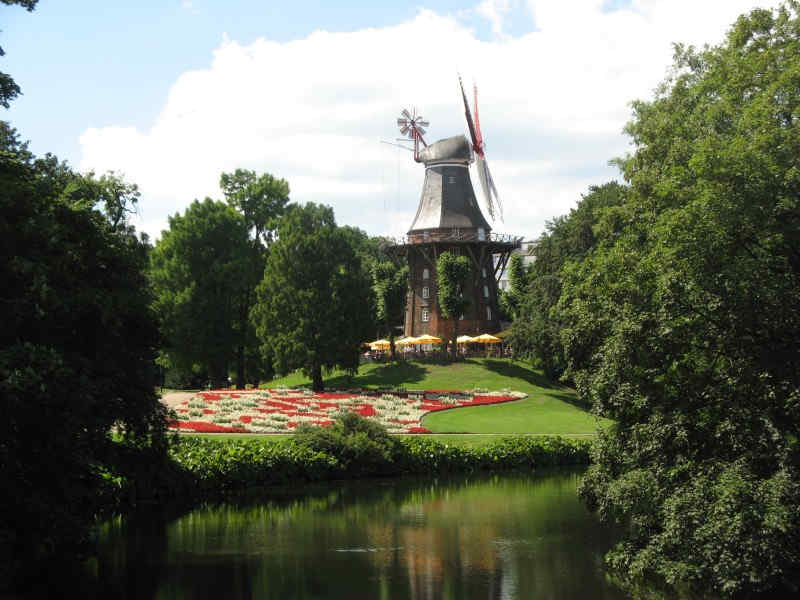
[
  {"x1": 478, "y1": 228, "x2": 486, "y2": 241},
  {"x1": 422, "y1": 286, "x2": 430, "y2": 299},
  {"x1": 486, "y1": 306, "x2": 492, "y2": 321},
  {"x1": 422, "y1": 309, "x2": 429, "y2": 322},
  {"x1": 483, "y1": 285, "x2": 489, "y2": 298},
  {"x1": 422, "y1": 268, "x2": 429, "y2": 280}
]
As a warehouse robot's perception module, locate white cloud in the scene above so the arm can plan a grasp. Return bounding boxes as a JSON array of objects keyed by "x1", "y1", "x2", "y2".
[
  {"x1": 476, "y1": 0, "x2": 513, "y2": 39},
  {"x1": 79, "y1": 1, "x2": 783, "y2": 242}
]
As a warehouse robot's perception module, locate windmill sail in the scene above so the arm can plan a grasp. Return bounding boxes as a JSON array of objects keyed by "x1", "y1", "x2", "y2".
[{"x1": 458, "y1": 76, "x2": 503, "y2": 222}]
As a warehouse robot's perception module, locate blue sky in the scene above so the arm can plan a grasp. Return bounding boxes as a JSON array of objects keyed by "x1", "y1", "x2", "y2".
[
  {"x1": 1, "y1": 1, "x2": 780, "y2": 241},
  {"x1": 5, "y1": 0, "x2": 530, "y2": 163}
]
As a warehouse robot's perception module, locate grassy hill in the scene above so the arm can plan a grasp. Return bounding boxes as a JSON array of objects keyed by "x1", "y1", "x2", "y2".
[{"x1": 262, "y1": 358, "x2": 609, "y2": 436}]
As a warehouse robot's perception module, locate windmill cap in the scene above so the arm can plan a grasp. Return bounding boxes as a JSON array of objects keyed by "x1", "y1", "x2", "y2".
[{"x1": 419, "y1": 135, "x2": 472, "y2": 165}]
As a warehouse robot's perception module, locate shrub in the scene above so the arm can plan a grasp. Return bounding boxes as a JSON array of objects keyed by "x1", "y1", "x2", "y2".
[{"x1": 294, "y1": 411, "x2": 401, "y2": 477}]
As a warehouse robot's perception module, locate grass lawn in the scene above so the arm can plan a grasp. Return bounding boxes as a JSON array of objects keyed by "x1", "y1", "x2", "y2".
[{"x1": 260, "y1": 358, "x2": 610, "y2": 436}]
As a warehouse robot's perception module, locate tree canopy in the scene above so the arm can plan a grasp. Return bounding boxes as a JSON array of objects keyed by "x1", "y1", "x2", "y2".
[
  {"x1": 219, "y1": 168, "x2": 289, "y2": 386},
  {"x1": 371, "y1": 260, "x2": 408, "y2": 359},
  {"x1": 219, "y1": 168, "x2": 289, "y2": 246},
  {"x1": 149, "y1": 198, "x2": 252, "y2": 388},
  {"x1": 251, "y1": 203, "x2": 373, "y2": 391},
  {"x1": 544, "y1": 4, "x2": 800, "y2": 596},
  {"x1": 509, "y1": 181, "x2": 626, "y2": 379},
  {"x1": 0, "y1": 1, "x2": 37, "y2": 108},
  {"x1": 436, "y1": 251, "x2": 471, "y2": 359},
  {"x1": 1, "y1": 122, "x2": 165, "y2": 583}
]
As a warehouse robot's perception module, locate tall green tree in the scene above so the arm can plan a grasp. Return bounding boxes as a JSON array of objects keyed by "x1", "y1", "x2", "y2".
[
  {"x1": 556, "y1": 4, "x2": 800, "y2": 596},
  {"x1": 436, "y1": 251, "x2": 471, "y2": 360},
  {"x1": 1, "y1": 122, "x2": 165, "y2": 586},
  {"x1": 371, "y1": 260, "x2": 408, "y2": 359},
  {"x1": 219, "y1": 168, "x2": 289, "y2": 245},
  {"x1": 150, "y1": 199, "x2": 251, "y2": 388},
  {"x1": 509, "y1": 182, "x2": 626, "y2": 378},
  {"x1": 251, "y1": 203, "x2": 372, "y2": 391},
  {"x1": 219, "y1": 169, "x2": 289, "y2": 387},
  {"x1": 498, "y1": 253, "x2": 528, "y2": 322}
]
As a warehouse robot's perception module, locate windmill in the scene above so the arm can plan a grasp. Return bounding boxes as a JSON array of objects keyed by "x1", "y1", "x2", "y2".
[
  {"x1": 459, "y1": 76, "x2": 503, "y2": 222},
  {"x1": 386, "y1": 79, "x2": 521, "y2": 342},
  {"x1": 396, "y1": 107, "x2": 429, "y2": 162}
]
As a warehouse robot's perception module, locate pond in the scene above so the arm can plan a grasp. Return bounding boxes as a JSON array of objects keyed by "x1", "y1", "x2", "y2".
[{"x1": 86, "y1": 470, "x2": 627, "y2": 599}]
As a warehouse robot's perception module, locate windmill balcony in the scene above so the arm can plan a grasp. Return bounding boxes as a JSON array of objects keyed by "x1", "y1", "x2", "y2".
[{"x1": 390, "y1": 229, "x2": 522, "y2": 250}]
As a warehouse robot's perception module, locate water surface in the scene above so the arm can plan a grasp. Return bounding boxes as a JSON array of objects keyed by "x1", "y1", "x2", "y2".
[{"x1": 90, "y1": 470, "x2": 626, "y2": 599}]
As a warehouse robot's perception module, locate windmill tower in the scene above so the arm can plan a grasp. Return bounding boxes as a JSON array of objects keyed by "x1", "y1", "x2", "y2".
[{"x1": 391, "y1": 79, "x2": 521, "y2": 340}]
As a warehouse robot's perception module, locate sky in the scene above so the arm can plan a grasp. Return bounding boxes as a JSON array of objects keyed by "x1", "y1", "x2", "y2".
[{"x1": 2, "y1": 0, "x2": 784, "y2": 242}]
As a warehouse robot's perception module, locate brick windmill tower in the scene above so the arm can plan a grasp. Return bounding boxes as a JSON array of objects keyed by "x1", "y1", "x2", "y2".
[{"x1": 392, "y1": 79, "x2": 521, "y2": 340}]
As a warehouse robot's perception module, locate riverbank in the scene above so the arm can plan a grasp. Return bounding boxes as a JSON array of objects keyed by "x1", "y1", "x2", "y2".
[{"x1": 108, "y1": 433, "x2": 592, "y2": 509}]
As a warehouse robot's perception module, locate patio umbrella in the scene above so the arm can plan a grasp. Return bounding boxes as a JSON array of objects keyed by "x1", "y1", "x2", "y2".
[
  {"x1": 456, "y1": 335, "x2": 475, "y2": 343},
  {"x1": 472, "y1": 333, "x2": 502, "y2": 344},
  {"x1": 368, "y1": 339, "x2": 391, "y2": 349},
  {"x1": 415, "y1": 334, "x2": 443, "y2": 344},
  {"x1": 395, "y1": 336, "x2": 418, "y2": 346}
]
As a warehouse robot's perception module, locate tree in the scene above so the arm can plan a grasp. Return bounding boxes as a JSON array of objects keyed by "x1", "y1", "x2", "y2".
[
  {"x1": 149, "y1": 199, "x2": 251, "y2": 388},
  {"x1": 498, "y1": 253, "x2": 528, "y2": 322},
  {"x1": 371, "y1": 260, "x2": 408, "y2": 359},
  {"x1": 251, "y1": 203, "x2": 373, "y2": 391},
  {"x1": 219, "y1": 168, "x2": 289, "y2": 246},
  {"x1": 509, "y1": 182, "x2": 626, "y2": 378},
  {"x1": 219, "y1": 169, "x2": 289, "y2": 387},
  {"x1": 1, "y1": 1, "x2": 37, "y2": 108},
  {"x1": 1, "y1": 122, "x2": 166, "y2": 585},
  {"x1": 436, "y1": 251, "x2": 472, "y2": 360},
  {"x1": 556, "y1": 4, "x2": 800, "y2": 596}
]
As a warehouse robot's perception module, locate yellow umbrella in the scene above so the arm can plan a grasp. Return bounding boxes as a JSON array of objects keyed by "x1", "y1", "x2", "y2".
[
  {"x1": 395, "y1": 336, "x2": 418, "y2": 346},
  {"x1": 415, "y1": 334, "x2": 442, "y2": 344},
  {"x1": 472, "y1": 333, "x2": 502, "y2": 344},
  {"x1": 368, "y1": 339, "x2": 391, "y2": 349}
]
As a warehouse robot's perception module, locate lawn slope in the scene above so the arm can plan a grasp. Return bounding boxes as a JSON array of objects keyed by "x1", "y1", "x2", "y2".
[{"x1": 262, "y1": 358, "x2": 609, "y2": 436}]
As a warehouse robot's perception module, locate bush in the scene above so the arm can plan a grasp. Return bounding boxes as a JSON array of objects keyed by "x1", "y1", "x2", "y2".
[{"x1": 294, "y1": 412, "x2": 401, "y2": 477}]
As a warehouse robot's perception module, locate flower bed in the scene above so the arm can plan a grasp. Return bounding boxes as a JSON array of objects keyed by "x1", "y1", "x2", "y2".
[{"x1": 167, "y1": 388, "x2": 525, "y2": 434}]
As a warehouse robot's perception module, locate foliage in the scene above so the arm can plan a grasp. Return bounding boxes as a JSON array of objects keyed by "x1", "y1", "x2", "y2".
[
  {"x1": 498, "y1": 253, "x2": 528, "y2": 322},
  {"x1": 371, "y1": 260, "x2": 408, "y2": 359},
  {"x1": 251, "y1": 203, "x2": 373, "y2": 391},
  {"x1": 219, "y1": 169, "x2": 289, "y2": 387},
  {"x1": 294, "y1": 412, "x2": 401, "y2": 477},
  {"x1": 436, "y1": 251, "x2": 472, "y2": 359},
  {"x1": 149, "y1": 198, "x2": 252, "y2": 387},
  {"x1": 0, "y1": 122, "x2": 166, "y2": 586},
  {"x1": 150, "y1": 434, "x2": 591, "y2": 498},
  {"x1": 550, "y1": 4, "x2": 800, "y2": 596},
  {"x1": 509, "y1": 182, "x2": 626, "y2": 379},
  {"x1": 0, "y1": 1, "x2": 37, "y2": 109},
  {"x1": 219, "y1": 168, "x2": 289, "y2": 246}
]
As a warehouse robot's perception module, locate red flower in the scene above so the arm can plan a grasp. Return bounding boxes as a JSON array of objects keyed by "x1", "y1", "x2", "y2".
[{"x1": 355, "y1": 405, "x2": 376, "y2": 417}]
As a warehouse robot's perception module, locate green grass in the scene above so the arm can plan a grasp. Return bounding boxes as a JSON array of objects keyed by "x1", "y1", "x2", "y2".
[{"x1": 260, "y1": 358, "x2": 610, "y2": 436}]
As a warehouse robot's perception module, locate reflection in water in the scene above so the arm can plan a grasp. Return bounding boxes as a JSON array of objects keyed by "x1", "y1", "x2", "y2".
[{"x1": 81, "y1": 470, "x2": 627, "y2": 599}]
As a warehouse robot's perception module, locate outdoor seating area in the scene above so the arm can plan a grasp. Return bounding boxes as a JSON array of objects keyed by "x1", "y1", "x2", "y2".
[{"x1": 363, "y1": 333, "x2": 509, "y2": 361}]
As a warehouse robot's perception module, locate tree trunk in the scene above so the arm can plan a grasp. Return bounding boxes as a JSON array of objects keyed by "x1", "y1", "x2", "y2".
[
  {"x1": 451, "y1": 319, "x2": 458, "y2": 361},
  {"x1": 311, "y1": 363, "x2": 324, "y2": 392},
  {"x1": 235, "y1": 343, "x2": 245, "y2": 389},
  {"x1": 389, "y1": 329, "x2": 396, "y2": 361}
]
